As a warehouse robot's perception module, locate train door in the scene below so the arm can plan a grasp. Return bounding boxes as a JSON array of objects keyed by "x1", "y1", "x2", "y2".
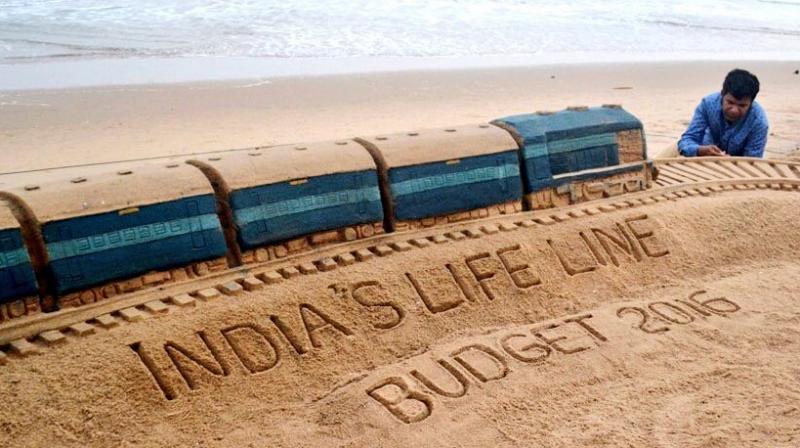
[
  {"x1": 54, "y1": 225, "x2": 84, "y2": 287},
  {"x1": 186, "y1": 200, "x2": 207, "y2": 250}
]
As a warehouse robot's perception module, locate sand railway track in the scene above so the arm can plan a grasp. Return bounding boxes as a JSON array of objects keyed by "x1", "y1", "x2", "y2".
[
  {"x1": 654, "y1": 157, "x2": 800, "y2": 186},
  {"x1": 1, "y1": 156, "x2": 799, "y2": 363}
]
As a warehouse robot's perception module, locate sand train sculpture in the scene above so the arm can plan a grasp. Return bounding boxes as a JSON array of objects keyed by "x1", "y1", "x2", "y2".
[{"x1": 0, "y1": 106, "x2": 654, "y2": 323}]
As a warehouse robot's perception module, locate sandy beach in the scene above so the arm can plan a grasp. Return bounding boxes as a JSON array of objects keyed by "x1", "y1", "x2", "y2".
[
  {"x1": 4, "y1": 0, "x2": 800, "y2": 445},
  {"x1": 2, "y1": 60, "x2": 799, "y2": 188},
  {"x1": 2, "y1": 53, "x2": 800, "y2": 448}
]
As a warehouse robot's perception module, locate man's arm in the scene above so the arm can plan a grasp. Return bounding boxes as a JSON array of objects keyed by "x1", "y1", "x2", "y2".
[
  {"x1": 678, "y1": 101, "x2": 709, "y2": 157},
  {"x1": 742, "y1": 123, "x2": 768, "y2": 158}
]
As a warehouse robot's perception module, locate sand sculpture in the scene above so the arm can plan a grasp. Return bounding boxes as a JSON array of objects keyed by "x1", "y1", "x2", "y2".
[
  {"x1": 0, "y1": 105, "x2": 653, "y2": 321},
  {"x1": 1, "y1": 104, "x2": 800, "y2": 447}
]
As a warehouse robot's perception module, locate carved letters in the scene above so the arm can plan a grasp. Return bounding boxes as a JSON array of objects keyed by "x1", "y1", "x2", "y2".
[
  {"x1": 132, "y1": 214, "x2": 675, "y2": 401},
  {"x1": 368, "y1": 291, "x2": 740, "y2": 424},
  {"x1": 367, "y1": 314, "x2": 608, "y2": 423}
]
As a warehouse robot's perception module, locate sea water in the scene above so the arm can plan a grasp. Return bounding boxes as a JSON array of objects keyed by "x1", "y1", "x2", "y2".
[{"x1": 2, "y1": 0, "x2": 800, "y2": 89}]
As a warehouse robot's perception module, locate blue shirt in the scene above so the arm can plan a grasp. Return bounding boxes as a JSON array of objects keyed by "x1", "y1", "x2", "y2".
[{"x1": 678, "y1": 92, "x2": 769, "y2": 158}]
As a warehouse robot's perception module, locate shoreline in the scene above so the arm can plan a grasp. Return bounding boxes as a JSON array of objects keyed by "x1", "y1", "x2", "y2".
[
  {"x1": 3, "y1": 53, "x2": 800, "y2": 92},
  {"x1": 1, "y1": 59, "x2": 799, "y2": 188}
]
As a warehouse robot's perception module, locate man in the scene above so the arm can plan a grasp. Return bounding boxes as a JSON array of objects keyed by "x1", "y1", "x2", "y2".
[{"x1": 678, "y1": 69, "x2": 769, "y2": 158}]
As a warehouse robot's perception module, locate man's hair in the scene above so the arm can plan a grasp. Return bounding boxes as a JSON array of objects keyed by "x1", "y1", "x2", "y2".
[{"x1": 722, "y1": 69, "x2": 760, "y2": 101}]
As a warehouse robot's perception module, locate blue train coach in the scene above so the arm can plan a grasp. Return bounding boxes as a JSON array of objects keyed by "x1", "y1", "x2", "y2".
[
  {"x1": 357, "y1": 124, "x2": 524, "y2": 230},
  {"x1": 11, "y1": 164, "x2": 228, "y2": 296},
  {"x1": 189, "y1": 140, "x2": 385, "y2": 261},
  {"x1": 495, "y1": 105, "x2": 649, "y2": 208}
]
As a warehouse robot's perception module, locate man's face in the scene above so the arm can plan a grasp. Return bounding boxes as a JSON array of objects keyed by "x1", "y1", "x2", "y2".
[{"x1": 722, "y1": 93, "x2": 752, "y2": 122}]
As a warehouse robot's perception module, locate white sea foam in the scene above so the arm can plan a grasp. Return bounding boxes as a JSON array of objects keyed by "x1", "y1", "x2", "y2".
[
  {"x1": 235, "y1": 79, "x2": 273, "y2": 88},
  {"x1": 1, "y1": 0, "x2": 799, "y2": 89}
]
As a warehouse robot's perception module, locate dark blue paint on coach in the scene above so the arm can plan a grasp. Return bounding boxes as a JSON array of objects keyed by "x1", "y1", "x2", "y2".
[
  {"x1": 231, "y1": 170, "x2": 384, "y2": 248},
  {"x1": 389, "y1": 150, "x2": 522, "y2": 221},
  {"x1": 495, "y1": 106, "x2": 645, "y2": 192},
  {"x1": 43, "y1": 195, "x2": 227, "y2": 294},
  {"x1": 0, "y1": 227, "x2": 38, "y2": 303}
]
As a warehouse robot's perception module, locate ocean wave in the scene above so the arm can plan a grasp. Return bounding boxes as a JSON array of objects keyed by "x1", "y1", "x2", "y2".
[
  {"x1": 643, "y1": 19, "x2": 800, "y2": 37},
  {"x1": 2, "y1": 0, "x2": 800, "y2": 62}
]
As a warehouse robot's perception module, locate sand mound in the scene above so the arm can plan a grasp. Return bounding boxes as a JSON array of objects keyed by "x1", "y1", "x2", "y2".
[{"x1": 1, "y1": 188, "x2": 799, "y2": 447}]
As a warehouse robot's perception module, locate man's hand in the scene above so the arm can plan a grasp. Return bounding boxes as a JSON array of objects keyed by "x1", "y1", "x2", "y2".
[{"x1": 697, "y1": 145, "x2": 728, "y2": 157}]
